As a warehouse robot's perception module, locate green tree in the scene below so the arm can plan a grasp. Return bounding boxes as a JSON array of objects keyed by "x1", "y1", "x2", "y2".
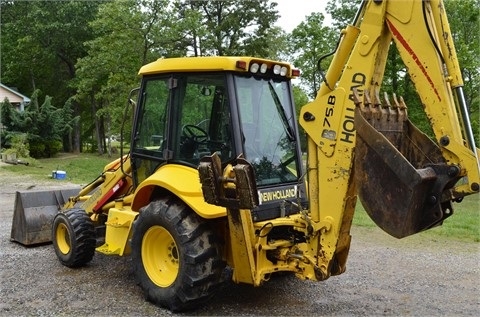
[
  {"x1": 74, "y1": 0, "x2": 181, "y2": 155},
  {"x1": 1, "y1": 91, "x2": 75, "y2": 158},
  {"x1": 289, "y1": 12, "x2": 337, "y2": 98},
  {"x1": 326, "y1": 0, "x2": 362, "y2": 29},
  {"x1": 0, "y1": 1, "x2": 101, "y2": 152},
  {"x1": 1, "y1": 98, "x2": 18, "y2": 133},
  {"x1": 1, "y1": 98, "x2": 24, "y2": 148},
  {"x1": 177, "y1": 0, "x2": 285, "y2": 57}
]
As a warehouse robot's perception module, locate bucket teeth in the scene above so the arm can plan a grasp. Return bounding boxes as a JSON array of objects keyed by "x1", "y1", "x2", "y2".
[
  {"x1": 391, "y1": 94, "x2": 408, "y2": 123},
  {"x1": 353, "y1": 89, "x2": 409, "y2": 146}
]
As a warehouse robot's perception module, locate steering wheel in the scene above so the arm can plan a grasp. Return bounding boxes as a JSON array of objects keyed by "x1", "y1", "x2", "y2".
[{"x1": 182, "y1": 124, "x2": 209, "y2": 144}]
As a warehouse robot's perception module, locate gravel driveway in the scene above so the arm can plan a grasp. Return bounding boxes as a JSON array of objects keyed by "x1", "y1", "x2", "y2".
[{"x1": 0, "y1": 165, "x2": 479, "y2": 316}]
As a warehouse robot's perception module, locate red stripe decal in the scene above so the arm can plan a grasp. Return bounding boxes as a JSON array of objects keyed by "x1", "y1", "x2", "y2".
[
  {"x1": 93, "y1": 178, "x2": 125, "y2": 212},
  {"x1": 386, "y1": 18, "x2": 442, "y2": 102}
]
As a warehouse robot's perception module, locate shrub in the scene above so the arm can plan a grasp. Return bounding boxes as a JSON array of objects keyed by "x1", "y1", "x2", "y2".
[
  {"x1": 28, "y1": 141, "x2": 46, "y2": 158},
  {"x1": 44, "y1": 140, "x2": 63, "y2": 157},
  {"x1": 7, "y1": 133, "x2": 30, "y2": 158}
]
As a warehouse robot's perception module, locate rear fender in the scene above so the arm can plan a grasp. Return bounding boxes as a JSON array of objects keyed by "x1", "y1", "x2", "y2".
[{"x1": 132, "y1": 164, "x2": 226, "y2": 219}]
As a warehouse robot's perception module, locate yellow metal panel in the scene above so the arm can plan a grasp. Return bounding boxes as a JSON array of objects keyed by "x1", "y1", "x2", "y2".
[
  {"x1": 96, "y1": 206, "x2": 137, "y2": 256},
  {"x1": 138, "y1": 56, "x2": 297, "y2": 79},
  {"x1": 299, "y1": 0, "x2": 386, "y2": 278},
  {"x1": 132, "y1": 164, "x2": 227, "y2": 219},
  {"x1": 226, "y1": 209, "x2": 257, "y2": 285},
  {"x1": 386, "y1": 0, "x2": 413, "y2": 24}
]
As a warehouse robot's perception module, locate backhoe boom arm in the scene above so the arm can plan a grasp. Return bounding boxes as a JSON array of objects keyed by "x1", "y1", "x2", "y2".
[{"x1": 300, "y1": 0, "x2": 479, "y2": 278}]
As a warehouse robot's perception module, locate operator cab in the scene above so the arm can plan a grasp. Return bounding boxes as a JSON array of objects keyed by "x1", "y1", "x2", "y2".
[{"x1": 131, "y1": 57, "x2": 306, "y2": 221}]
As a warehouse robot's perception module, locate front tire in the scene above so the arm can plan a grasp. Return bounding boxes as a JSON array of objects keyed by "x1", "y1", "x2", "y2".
[
  {"x1": 131, "y1": 198, "x2": 225, "y2": 312},
  {"x1": 52, "y1": 208, "x2": 96, "y2": 268}
]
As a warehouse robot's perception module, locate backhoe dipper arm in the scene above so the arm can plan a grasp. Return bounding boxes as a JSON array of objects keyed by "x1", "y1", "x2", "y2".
[
  {"x1": 383, "y1": 0, "x2": 480, "y2": 194},
  {"x1": 299, "y1": 0, "x2": 479, "y2": 279}
]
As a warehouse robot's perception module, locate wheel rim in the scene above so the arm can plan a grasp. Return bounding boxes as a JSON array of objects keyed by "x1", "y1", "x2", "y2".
[
  {"x1": 142, "y1": 225, "x2": 179, "y2": 287},
  {"x1": 55, "y1": 222, "x2": 71, "y2": 255}
]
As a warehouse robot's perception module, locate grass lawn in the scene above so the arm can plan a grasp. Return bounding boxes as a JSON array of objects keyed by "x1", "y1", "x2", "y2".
[
  {"x1": 1, "y1": 152, "x2": 117, "y2": 184},
  {"x1": 2, "y1": 152, "x2": 478, "y2": 242},
  {"x1": 354, "y1": 195, "x2": 480, "y2": 243}
]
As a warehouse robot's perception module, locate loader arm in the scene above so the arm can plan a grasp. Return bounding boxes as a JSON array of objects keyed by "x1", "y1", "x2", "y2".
[
  {"x1": 66, "y1": 156, "x2": 133, "y2": 214},
  {"x1": 299, "y1": 0, "x2": 479, "y2": 277},
  {"x1": 10, "y1": 156, "x2": 134, "y2": 246}
]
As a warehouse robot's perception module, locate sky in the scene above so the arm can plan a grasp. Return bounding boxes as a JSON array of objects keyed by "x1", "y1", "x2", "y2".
[{"x1": 275, "y1": 0, "x2": 329, "y2": 32}]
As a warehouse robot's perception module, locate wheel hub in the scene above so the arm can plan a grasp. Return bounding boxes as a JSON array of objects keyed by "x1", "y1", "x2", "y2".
[
  {"x1": 55, "y1": 223, "x2": 71, "y2": 255},
  {"x1": 142, "y1": 225, "x2": 179, "y2": 287}
]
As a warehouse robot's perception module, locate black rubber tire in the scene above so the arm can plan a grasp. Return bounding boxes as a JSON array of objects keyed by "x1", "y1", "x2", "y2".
[
  {"x1": 52, "y1": 208, "x2": 96, "y2": 268},
  {"x1": 131, "y1": 198, "x2": 225, "y2": 312}
]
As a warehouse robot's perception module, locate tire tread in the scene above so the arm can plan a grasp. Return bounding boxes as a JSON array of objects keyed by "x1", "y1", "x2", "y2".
[
  {"x1": 53, "y1": 208, "x2": 96, "y2": 268},
  {"x1": 132, "y1": 198, "x2": 225, "y2": 311}
]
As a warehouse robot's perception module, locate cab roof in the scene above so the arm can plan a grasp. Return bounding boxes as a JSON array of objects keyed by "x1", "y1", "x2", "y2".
[{"x1": 138, "y1": 56, "x2": 298, "y2": 79}]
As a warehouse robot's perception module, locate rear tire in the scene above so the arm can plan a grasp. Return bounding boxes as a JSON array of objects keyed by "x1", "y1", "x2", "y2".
[
  {"x1": 52, "y1": 208, "x2": 96, "y2": 268},
  {"x1": 131, "y1": 198, "x2": 225, "y2": 312}
]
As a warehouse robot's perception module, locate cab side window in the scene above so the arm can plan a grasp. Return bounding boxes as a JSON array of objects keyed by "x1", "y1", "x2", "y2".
[
  {"x1": 134, "y1": 78, "x2": 169, "y2": 156},
  {"x1": 132, "y1": 78, "x2": 170, "y2": 185},
  {"x1": 173, "y1": 74, "x2": 234, "y2": 165}
]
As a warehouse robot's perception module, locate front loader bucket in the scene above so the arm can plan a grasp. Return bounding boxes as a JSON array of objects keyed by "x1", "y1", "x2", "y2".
[
  {"x1": 10, "y1": 187, "x2": 80, "y2": 246},
  {"x1": 353, "y1": 91, "x2": 460, "y2": 238}
]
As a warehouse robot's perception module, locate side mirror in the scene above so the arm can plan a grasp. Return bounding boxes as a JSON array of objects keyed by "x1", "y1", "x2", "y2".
[{"x1": 201, "y1": 86, "x2": 212, "y2": 96}]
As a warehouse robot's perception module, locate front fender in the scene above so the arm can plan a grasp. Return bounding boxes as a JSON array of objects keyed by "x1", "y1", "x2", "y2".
[{"x1": 132, "y1": 164, "x2": 226, "y2": 219}]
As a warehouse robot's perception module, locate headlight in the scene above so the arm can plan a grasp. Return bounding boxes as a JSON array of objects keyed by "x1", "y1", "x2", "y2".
[
  {"x1": 250, "y1": 63, "x2": 259, "y2": 73},
  {"x1": 260, "y1": 63, "x2": 268, "y2": 74},
  {"x1": 273, "y1": 64, "x2": 281, "y2": 75}
]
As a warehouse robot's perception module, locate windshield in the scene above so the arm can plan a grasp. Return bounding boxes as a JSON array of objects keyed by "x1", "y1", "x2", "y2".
[{"x1": 234, "y1": 75, "x2": 300, "y2": 186}]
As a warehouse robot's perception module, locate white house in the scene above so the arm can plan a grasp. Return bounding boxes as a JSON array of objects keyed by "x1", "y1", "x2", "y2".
[{"x1": 0, "y1": 83, "x2": 31, "y2": 112}]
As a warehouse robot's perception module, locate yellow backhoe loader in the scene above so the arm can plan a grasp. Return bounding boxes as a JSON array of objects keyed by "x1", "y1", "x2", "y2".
[{"x1": 10, "y1": 0, "x2": 479, "y2": 312}]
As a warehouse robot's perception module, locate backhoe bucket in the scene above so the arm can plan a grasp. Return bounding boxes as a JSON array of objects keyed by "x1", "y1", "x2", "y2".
[
  {"x1": 10, "y1": 187, "x2": 81, "y2": 245},
  {"x1": 353, "y1": 91, "x2": 460, "y2": 238}
]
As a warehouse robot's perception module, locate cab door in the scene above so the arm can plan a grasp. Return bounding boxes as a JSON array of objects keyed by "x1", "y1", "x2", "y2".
[{"x1": 131, "y1": 76, "x2": 172, "y2": 187}]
